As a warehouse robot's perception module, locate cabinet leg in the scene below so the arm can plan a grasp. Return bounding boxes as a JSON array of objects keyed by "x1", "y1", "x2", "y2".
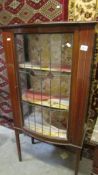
[
  {"x1": 31, "y1": 137, "x2": 35, "y2": 144},
  {"x1": 80, "y1": 146, "x2": 83, "y2": 160},
  {"x1": 31, "y1": 137, "x2": 41, "y2": 144},
  {"x1": 15, "y1": 130, "x2": 22, "y2": 161},
  {"x1": 75, "y1": 149, "x2": 81, "y2": 175},
  {"x1": 92, "y1": 145, "x2": 98, "y2": 175}
]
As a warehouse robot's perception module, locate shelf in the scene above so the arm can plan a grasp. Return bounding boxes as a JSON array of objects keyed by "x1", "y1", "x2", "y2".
[
  {"x1": 19, "y1": 63, "x2": 71, "y2": 73},
  {"x1": 25, "y1": 121, "x2": 67, "y2": 139},
  {"x1": 22, "y1": 90, "x2": 69, "y2": 110}
]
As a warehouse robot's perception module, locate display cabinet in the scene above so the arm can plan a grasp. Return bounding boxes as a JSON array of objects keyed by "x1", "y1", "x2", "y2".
[{"x1": 1, "y1": 22, "x2": 96, "y2": 175}]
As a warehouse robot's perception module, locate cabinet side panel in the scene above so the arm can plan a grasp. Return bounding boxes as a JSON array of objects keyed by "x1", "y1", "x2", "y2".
[
  {"x1": 68, "y1": 27, "x2": 95, "y2": 146},
  {"x1": 67, "y1": 29, "x2": 79, "y2": 144},
  {"x1": 2, "y1": 32, "x2": 22, "y2": 128}
]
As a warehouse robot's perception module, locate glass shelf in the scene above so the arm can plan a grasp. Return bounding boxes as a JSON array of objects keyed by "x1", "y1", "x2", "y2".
[
  {"x1": 19, "y1": 63, "x2": 71, "y2": 73},
  {"x1": 22, "y1": 90, "x2": 69, "y2": 110}
]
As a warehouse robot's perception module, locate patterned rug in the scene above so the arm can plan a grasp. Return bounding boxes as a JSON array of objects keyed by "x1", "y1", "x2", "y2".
[{"x1": 0, "y1": 116, "x2": 14, "y2": 129}]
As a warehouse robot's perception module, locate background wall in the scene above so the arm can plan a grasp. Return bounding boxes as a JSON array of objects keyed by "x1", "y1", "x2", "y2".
[
  {"x1": 0, "y1": 0, "x2": 68, "y2": 25},
  {"x1": 68, "y1": 0, "x2": 96, "y2": 21}
]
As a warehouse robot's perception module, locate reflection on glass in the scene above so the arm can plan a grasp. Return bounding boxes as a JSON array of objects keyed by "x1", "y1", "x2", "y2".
[{"x1": 15, "y1": 33, "x2": 73, "y2": 140}]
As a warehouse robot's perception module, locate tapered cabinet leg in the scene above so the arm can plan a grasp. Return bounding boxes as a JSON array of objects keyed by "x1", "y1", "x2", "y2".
[
  {"x1": 15, "y1": 129, "x2": 22, "y2": 161},
  {"x1": 31, "y1": 137, "x2": 35, "y2": 144},
  {"x1": 75, "y1": 149, "x2": 81, "y2": 175}
]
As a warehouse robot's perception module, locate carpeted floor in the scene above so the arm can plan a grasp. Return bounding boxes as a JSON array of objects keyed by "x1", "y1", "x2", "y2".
[{"x1": 0, "y1": 126, "x2": 92, "y2": 175}]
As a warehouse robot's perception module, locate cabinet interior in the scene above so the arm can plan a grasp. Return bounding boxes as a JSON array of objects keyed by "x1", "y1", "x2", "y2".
[{"x1": 15, "y1": 33, "x2": 73, "y2": 139}]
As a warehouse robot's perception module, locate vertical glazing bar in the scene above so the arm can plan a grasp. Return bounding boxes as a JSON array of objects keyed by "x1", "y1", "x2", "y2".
[
  {"x1": 58, "y1": 34, "x2": 64, "y2": 137},
  {"x1": 49, "y1": 35, "x2": 52, "y2": 136},
  {"x1": 31, "y1": 73, "x2": 36, "y2": 132},
  {"x1": 30, "y1": 46, "x2": 36, "y2": 132},
  {"x1": 27, "y1": 103, "x2": 31, "y2": 129},
  {"x1": 39, "y1": 46, "x2": 44, "y2": 135}
]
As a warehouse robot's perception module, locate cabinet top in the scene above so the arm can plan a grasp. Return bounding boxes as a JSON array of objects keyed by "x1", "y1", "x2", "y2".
[
  {"x1": 0, "y1": 21, "x2": 97, "y2": 34},
  {"x1": 0, "y1": 21, "x2": 97, "y2": 29}
]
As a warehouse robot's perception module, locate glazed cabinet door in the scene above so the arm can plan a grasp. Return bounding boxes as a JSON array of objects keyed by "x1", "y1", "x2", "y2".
[
  {"x1": 2, "y1": 30, "x2": 74, "y2": 143},
  {"x1": 15, "y1": 32, "x2": 73, "y2": 142}
]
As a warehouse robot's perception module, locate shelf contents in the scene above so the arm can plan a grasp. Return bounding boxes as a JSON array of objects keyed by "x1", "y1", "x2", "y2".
[
  {"x1": 23, "y1": 104, "x2": 68, "y2": 130},
  {"x1": 19, "y1": 63, "x2": 71, "y2": 73},
  {"x1": 22, "y1": 90, "x2": 69, "y2": 110},
  {"x1": 25, "y1": 120, "x2": 67, "y2": 139}
]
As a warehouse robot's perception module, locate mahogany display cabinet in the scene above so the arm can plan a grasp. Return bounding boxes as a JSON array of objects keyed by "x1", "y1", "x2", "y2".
[{"x1": 1, "y1": 22, "x2": 96, "y2": 175}]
